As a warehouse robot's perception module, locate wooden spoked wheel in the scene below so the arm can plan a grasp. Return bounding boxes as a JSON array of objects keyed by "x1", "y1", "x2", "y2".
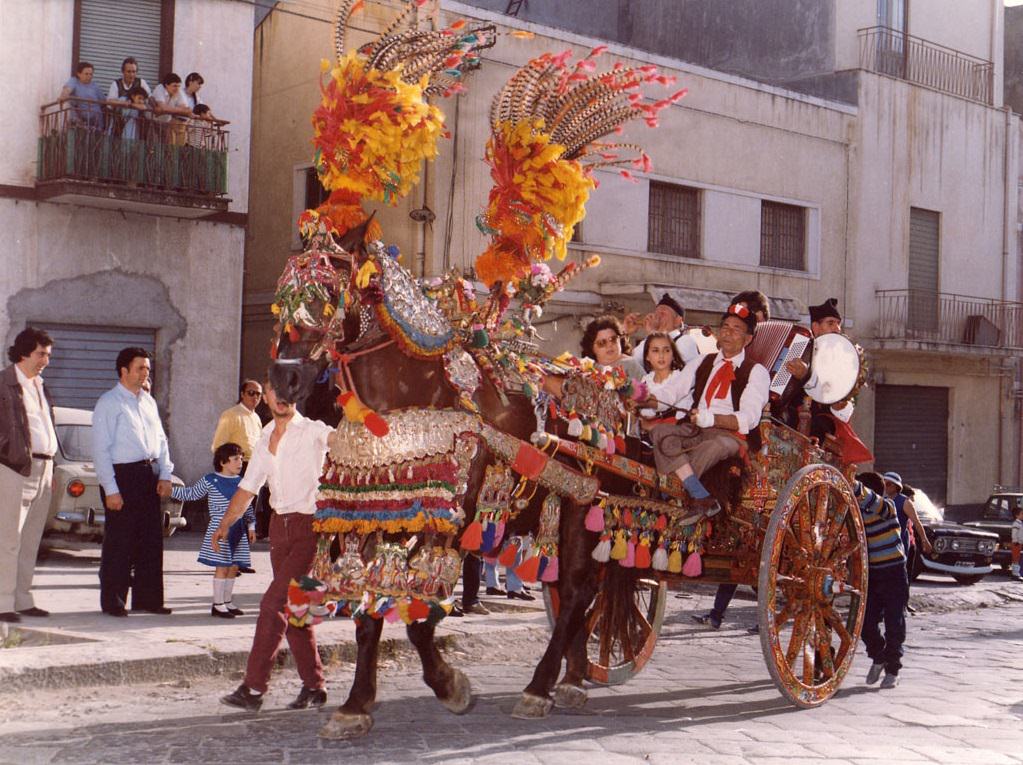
[
  {"x1": 757, "y1": 464, "x2": 867, "y2": 707},
  {"x1": 543, "y1": 573, "x2": 667, "y2": 685}
]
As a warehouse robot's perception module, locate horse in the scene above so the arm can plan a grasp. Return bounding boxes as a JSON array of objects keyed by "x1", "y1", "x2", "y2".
[{"x1": 268, "y1": 221, "x2": 614, "y2": 736}]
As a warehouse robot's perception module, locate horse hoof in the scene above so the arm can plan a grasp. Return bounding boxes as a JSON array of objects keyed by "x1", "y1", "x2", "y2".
[
  {"x1": 440, "y1": 669, "x2": 474, "y2": 715},
  {"x1": 511, "y1": 692, "x2": 554, "y2": 719},
  {"x1": 318, "y1": 711, "x2": 374, "y2": 740},
  {"x1": 553, "y1": 682, "x2": 588, "y2": 709}
]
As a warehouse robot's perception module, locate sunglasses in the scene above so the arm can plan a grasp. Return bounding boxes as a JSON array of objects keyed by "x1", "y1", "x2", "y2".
[{"x1": 243, "y1": 389, "x2": 262, "y2": 397}]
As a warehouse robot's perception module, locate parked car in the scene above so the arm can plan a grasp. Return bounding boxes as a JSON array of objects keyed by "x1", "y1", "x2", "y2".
[
  {"x1": 46, "y1": 406, "x2": 186, "y2": 541},
  {"x1": 962, "y1": 488, "x2": 1022, "y2": 573},
  {"x1": 908, "y1": 489, "x2": 998, "y2": 585}
]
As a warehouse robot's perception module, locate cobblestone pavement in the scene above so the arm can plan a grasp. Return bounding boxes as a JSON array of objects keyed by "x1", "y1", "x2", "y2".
[{"x1": 1, "y1": 588, "x2": 1021, "y2": 765}]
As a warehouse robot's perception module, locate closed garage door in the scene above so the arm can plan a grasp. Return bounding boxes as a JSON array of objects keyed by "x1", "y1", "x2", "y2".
[
  {"x1": 873, "y1": 384, "x2": 949, "y2": 505},
  {"x1": 34, "y1": 324, "x2": 157, "y2": 410}
]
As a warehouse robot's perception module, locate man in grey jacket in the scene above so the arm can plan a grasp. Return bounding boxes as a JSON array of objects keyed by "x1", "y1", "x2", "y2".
[{"x1": 0, "y1": 327, "x2": 57, "y2": 623}]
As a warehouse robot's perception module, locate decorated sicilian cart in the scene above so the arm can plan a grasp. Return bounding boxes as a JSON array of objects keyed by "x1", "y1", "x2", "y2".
[{"x1": 264, "y1": 0, "x2": 868, "y2": 740}]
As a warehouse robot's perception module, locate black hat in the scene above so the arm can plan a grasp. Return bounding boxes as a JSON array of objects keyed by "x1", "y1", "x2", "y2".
[
  {"x1": 723, "y1": 303, "x2": 757, "y2": 335},
  {"x1": 808, "y1": 297, "x2": 841, "y2": 323},
  {"x1": 657, "y1": 293, "x2": 685, "y2": 317}
]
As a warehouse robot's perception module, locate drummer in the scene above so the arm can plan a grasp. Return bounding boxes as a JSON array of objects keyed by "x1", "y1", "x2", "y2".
[
  {"x1": 784, "y1": 297, "x2": 853, "y2": 440},
  {"x1": 624, "y1": 295, "x2": 701, "y2": 368}
]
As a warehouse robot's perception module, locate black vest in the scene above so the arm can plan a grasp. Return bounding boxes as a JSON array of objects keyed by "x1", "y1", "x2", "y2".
[{"x1": 692, "y1": 354, "x2": 762, "y2": 451}]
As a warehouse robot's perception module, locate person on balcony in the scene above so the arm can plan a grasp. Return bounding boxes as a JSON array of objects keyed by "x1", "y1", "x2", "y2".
[
  {"x1": 59, "y1": 61, "x2": 105, "y2": 129},
  {"x1": 107, "y1": 57, "x2": 151, "y2": 101},
  {"x1": 150, "y1": 73, "x2": 193, "y2": 146}
]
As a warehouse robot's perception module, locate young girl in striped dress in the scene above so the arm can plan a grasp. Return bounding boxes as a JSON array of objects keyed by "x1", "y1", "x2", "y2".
[{"x1": 172, "y1": 442, "x2": 255, "y2": 618}]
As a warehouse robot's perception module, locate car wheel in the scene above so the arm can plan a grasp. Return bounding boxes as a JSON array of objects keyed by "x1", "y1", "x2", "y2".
[{"x1": 953, "y1": 574, "x2": 984, "y2": 585}]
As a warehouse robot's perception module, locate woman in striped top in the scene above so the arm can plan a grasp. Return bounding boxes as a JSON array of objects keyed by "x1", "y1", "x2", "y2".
[
  {"x1": 855, "y1": 471, "x2": 909, "y2": 689},
  {"x1": 172, "y1": 443, "x2": 255, "y2": 618}
]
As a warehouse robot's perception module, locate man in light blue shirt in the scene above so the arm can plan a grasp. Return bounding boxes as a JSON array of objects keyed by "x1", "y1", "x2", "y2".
[{"x1": 92, "y1": 347, "x2": 174, "y2": 617}]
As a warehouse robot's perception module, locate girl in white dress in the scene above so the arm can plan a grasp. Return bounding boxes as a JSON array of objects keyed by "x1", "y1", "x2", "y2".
[{"x1": 639, "y1": 332, "x2": 688, "y2": 419}]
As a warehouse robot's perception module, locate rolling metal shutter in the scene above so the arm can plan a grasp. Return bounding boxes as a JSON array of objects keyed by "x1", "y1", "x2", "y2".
[
  {"x1": 34, "y1": 324, "x2": 156, "y2": 410},
  {"x1": 873, "y1": 384, "x2": 949, "y2": 505},
  {"x1": 908, "y1": 207, "x2": 940, "y2": 332},
  {"x1": 78, "y1": 0, "x2": 163, "y2": 95}
]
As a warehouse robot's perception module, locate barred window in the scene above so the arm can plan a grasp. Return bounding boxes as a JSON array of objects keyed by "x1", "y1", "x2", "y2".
[
  {"x1": 760, "y1": 201, "x2": 806, "y2": 271},
  {"x1": 648, "y1": 182, "x2": 700, "y2": 258}
]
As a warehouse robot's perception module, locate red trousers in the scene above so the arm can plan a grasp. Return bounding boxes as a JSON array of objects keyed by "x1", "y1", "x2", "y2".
[
  {"x1": 243, "y1": 512, "x2": 324, "y2": 693},
  {"x1": 1012, "y1": 542, "x2": 1021, "y2": 566}
]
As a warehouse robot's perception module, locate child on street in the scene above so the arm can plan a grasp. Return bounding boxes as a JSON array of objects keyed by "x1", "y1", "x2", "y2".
[
  {"x1": 172, "y1": 442, "x2": 255, "y2": 618},
  {"x1": 856, "y1": 471, "x2": 908, "y2": 689},
  {"x1": 1011, "y1": 506, "x2": 1023, "y2": 580}
]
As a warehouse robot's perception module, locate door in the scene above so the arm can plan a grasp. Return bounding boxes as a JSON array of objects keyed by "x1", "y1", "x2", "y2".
[{"x1": 873, "y1": 384, "x2": 949, "y2": 506}]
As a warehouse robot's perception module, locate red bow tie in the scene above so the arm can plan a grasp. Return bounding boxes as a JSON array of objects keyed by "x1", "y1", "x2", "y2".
[{"x1": 704, "y1": 359, "x2": 735, "y2": 406}]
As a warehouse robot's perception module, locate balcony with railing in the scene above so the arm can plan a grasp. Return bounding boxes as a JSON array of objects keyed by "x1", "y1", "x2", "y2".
[
  {"x1": 858, "y1": 26, "x2": 994, "y2": 105},
  {"x1": 36, "y1": 98, "x2": 230, "y2": 217},
  {"x1": 874, "y1": 290, "x2": 1023, "y2": 355}
]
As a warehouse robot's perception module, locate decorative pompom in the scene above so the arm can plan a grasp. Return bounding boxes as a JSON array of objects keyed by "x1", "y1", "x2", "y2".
[
  {"x1": 654, "y1": 514, "x2": 667, "y2": 531},
  {"x1": 460, "y1": 520, "x2": 483, "y2": 551},
  {"x1": 584, "y1": 504, "x2": 605, "y2": 532},
  {"x1": 667, "y1": 545, "x2": 683, "y2": 573},
  {"x1": 540, "y1": 555, "x2": 559, "y2": 582},
  {"x1": 610, "y1": 530, "x2": 628, "y2": 560},
  {"x1": 567, "y1": 414, "x2": 584, "y2": 438},
  {"x1": 621, "y1": 536, "x2": 636, "y2": 568},
  {"x1": 498, "y1": 540, "x2": 519, "y2": 567},
  {"x1": 480, "y1": 521, "x2": 496, "y2": 554},
  {"x1": 682, "y1": 551, "x2": 703, "y2": 578},
  {"x1": 491, "y1": 520, "x2": 506, "y2": 550},
  {"x1": 407, "y1": 599, "x2": 431, "y2": 622},
  {"x1": 591, "y1": 536, "x2": 611, "y2": 563},
  {"x1": 635, "y1": 541, "x2": 651, "y2": 569},
  {"x1": 651, "y1": 545, "x2": 668, "y2": 571},
  {"x1": 516, "y1": 554, "x2": 541, "y2": 582}
]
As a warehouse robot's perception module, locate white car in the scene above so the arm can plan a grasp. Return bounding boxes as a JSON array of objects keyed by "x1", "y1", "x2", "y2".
[{"x1": 45, "y1": 406, "x2": 186, "y2": 540}]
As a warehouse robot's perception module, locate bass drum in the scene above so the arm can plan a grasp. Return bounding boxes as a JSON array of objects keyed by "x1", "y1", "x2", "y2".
[{"x1": 805, "y1": 333, "x2": 863, "y2": 406}]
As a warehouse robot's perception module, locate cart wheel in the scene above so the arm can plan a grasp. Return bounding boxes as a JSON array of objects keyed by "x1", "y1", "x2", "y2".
[
  {"x1": 542, "y1": 573, "x2": 666, "y2": 685},
  {"x1": 758, "y1": 464, "x2": 867, "y2": 707}
]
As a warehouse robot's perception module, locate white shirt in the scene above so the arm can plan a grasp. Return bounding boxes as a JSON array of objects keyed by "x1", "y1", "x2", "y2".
[
  {"x1": 673, "y1": 350, "x2": 771, "y2": 434},
  {"x1": 639, "y1": 369, "x2": 689, "y2": 417},
  {"x1": 239, "y1": 412, "x2": 332, "y2": 515},
  {"x1": 632, "y1": 328, "x2": 701, "y2": 367},
  {"x1": 150, "y1": 84, "x2": 190, "y2": 123},
  {"x1": 16, "y1": 366, "x2": 56, "y2": 455}
]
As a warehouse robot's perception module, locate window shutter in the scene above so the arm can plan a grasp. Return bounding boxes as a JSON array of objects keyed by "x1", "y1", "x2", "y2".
[
  {"x1": 908, "y1": 207, "x2": 940, "y2": 332},
  {"x1": 78, "y1": 0, "x2": 163, "y2": 94}
]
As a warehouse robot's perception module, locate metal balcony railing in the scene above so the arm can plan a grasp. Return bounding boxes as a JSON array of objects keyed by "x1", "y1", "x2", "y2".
[
  {"x1": 875, "y1": 290, "x2": 1023, "y2": 351},
  {"x1": 858, "y1": 26, "x2": 994, "y2": 105},
  {"x1": 37, "y1": 98, "x2": 229, "y2": 197}
]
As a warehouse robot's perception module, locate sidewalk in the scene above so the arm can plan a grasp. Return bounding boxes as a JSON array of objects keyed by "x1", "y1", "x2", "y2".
[
  {"x1": 0, "y1": 534, "x2": 547, "y2": 693},
  {"x1": 3, "y1": 533, "x2": 1022, "y2": 694}
]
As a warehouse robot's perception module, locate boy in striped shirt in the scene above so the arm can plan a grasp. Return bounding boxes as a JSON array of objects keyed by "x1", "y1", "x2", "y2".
[{"x1": 855, "y1": 471, "x2": 908, "y2": 689}]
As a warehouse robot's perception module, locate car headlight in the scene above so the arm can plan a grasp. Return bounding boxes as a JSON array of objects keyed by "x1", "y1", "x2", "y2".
[
  {"x1": 950, "y1": 539, "x2": 960, "y2": 551},
  {"x1": 980, "y1": 541, "x2": 996, "y2": 554},
  {"x1": 933, "y1": 538, "x2": 947, "y2": 553},
  {"x1": 67, "y1": 479, "x2": 85, "y2": 498}
]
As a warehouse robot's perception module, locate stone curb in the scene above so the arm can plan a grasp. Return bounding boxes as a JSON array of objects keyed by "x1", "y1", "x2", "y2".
[{"x1": 0, "y1": 620, "x2": 547, "y2": 695}]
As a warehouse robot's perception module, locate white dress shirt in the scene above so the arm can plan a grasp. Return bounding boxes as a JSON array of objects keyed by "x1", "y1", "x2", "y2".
[
  {"x1": 632, "y1": 328, "x2": 701, "y2": 367},
  {"x1": 15, "y1": 366, "x2": 56, "y2": 456},
  {"x1": 672, "y1": 350, "x2": 771, "y2": 434},
  {"x1": 639, "y1": 369, "x2": 690, "y2": 417},
  {"x1": 239, "y1": 412, "x2": 332, "y2": 515}
]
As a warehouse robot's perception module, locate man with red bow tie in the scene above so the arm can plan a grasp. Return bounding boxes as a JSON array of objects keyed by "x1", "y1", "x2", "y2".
[{"x1": 647, "y1": 304, "x2": 770, "y2": 515}]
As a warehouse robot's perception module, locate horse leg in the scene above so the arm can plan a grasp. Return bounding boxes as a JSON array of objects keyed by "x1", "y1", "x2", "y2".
[
  {"x1": 553, "y1": 573, "x2": 599, "y2": 709},
  {"x1": 319, "y1": 616, "x2": 384, "y2": 740},
  {"x1": 407, "y1": 620, "x2": 474, "y2": 714},
  {"x1": 512, "y1": 502, "x2": 596, "y2": 719}
]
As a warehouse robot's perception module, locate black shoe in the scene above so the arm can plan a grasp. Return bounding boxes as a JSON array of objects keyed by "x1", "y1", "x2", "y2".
[
  {"x1": 507, "y1": 590, "x2": 535, "y2": 601},
  {"x1": 226, "y1": 604, "x2": 244, "y2": 616},
  {"x1": 485, "y1": 587, "x2": 507, "y2": 596},
  {"x1": 691, "y1": 613, "x2": 721, "y2": 629},
  {"x1": 17, "y1": 607, "x2": 49, "y2": 617},
  {"x1": 448, "y1": 604, "x2": 465, "y2": 617},
  {"x1": 0, "y1": 612, "x2": 21, "y2": 623},
  {"x1": 238, "y1": 567, "x2": 256, "y2": 574},
  {"x1": 287, "y1": 686, "x2": 327, "y2": 710},
  {"x1": 131, "y1": 606, "x2": 173, "y2": 615},
  {"x1": 211, "y1": 605, "x2": 235, "y2": 619},
  {"x1": 221, "y1": 684, "x2": 263, "y2": 712},
  {"x1": 104, "y1": 608, "x2": 128, "y2": 618}
]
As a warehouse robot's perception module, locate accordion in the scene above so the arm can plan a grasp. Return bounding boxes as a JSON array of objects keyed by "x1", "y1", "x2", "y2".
[{"x1": 744, "y1": 319, "x2": 813, "y2": 406}]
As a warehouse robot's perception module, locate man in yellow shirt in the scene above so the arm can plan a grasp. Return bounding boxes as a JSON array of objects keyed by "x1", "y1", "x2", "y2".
[
  {"x1": 212, "y1": 380, "x2": 267, "y2": 539},
  {"x1": 212, "y1": 380, "x2": 263, "y2": 461}
]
